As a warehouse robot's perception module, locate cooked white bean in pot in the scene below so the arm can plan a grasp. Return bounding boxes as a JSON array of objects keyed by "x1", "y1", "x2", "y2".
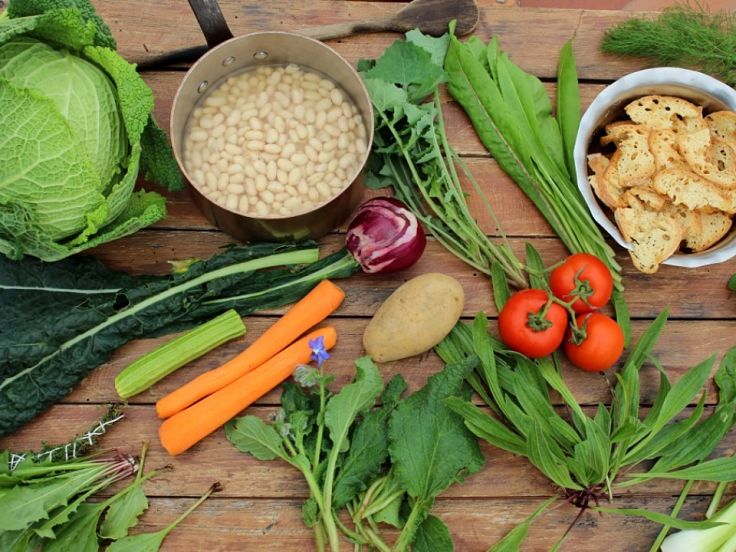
[{"x1": 184, "y1": 64, "x2": 367, "y2": 216}]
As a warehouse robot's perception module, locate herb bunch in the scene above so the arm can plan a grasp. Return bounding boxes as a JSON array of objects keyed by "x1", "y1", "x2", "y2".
[
  {"x1": 601, "y1": 4, "x2": 736, "y2": 88},
  {"x1": 359, "y1": 30, "x2": 528, "y2": 289},
  {"x1": 226, "y1": 339, "x2": 484, "y2": 551},
  {"x1": 437, "y1": 299, "x2": 736, "y2": 549}
]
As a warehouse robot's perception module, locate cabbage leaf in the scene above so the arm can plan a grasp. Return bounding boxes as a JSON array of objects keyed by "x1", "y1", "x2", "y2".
[{"x1": 0, "y1": 0, "x2": 181, "y2": 261}]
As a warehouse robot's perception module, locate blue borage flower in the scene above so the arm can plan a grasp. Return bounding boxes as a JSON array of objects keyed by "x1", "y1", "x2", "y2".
[{"x1": 309, "y1": 335, "x2": 331, "y2": 367}]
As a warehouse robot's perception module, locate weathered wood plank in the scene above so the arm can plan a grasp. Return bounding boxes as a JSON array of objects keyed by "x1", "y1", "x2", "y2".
[
  {"x1": 86, "y1": 232, "x2": 736, "y2": 320},
  {"x1": 1, "y1": 405, "x2": 730, "y2": 500},
  {"x1": 98, "y1": 2, "x2": 649, "y2": 80},
  {"x1": 64, "y1": 317, "x2": 731, "y2": 407},
  {"x1": 136, "y1": 495, "x2": 719, "y2": 551}
]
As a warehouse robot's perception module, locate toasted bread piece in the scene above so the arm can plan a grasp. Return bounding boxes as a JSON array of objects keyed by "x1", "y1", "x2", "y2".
[
  {"x1": 649, "y1": 129, "x2": 689, "y2": 172},
  {"x1": 587, "y1": 153, "x2": 610, "y2": 176},
  {"x1": 652, "y1": 169, "x2": 736, "y2": 214},
  {"x1": 589, "y1": 174, "x2": 627, "y2": 209},
  {"x1": 624, "y1": 186, "x2": 667, "y2": 211},
  {"x1": 600, "y1": 125, "x2": 656, "y2": 186},
  {"x1": 588, "y1": 153, "x2": 627, "y2": 208},
  {"x1": 679, "y1": 128, "x2": 736, "y2": 189},
  {"x1": 685, "y1": 210, "x2": 733, "y2": 252},
  {"x1": 706, "y1": 111, "x2": 736, "y2": 143},
  {"x1": 667, "y1": 203, "x2": 703, "y2": 240},
  {"x1": 615, "y1": 204, "x2": 682, "y2": 273},
  {"x1": 625, "y1": 95, "x2": 702, "y2": 130},
  {"x1": 711, "y1": 140, "x2": 736, "y2": 175}
]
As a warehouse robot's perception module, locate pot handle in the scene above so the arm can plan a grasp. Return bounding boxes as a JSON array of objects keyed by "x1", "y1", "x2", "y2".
[{"x1": 187, "y1": 0, "x2": 234, "y2": 48}]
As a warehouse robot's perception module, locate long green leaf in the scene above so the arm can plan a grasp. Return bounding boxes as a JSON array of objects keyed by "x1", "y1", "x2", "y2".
[
  {"x1": 627, "y1": 456, "x2": 736, "y2": 483},
  {"x1": 527, "y1": 420, "x2": 583, "y2": 491},
  {"x1": 594, "y1": 506, "x2": 723, "y2": 530},
  {"x1": 488, "y1": 496, "x2": 558, "y2": 551},
  {"x1": 446, "y1": 397, "x2": 527, "y2": 456},
  {"x1": 556, "y1": 39, "x2": 580, "y2": 178}
]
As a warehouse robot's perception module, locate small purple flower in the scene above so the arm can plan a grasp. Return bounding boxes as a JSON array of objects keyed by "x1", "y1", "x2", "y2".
[{"x1": 309, "y1": 335, "x2": 330, "y2": 367}]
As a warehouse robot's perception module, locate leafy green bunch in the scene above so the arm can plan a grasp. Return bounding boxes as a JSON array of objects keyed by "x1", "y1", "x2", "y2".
[
  {"x1": 0, "y1": 0, "x2": 182, "y2": 261},
  {"x1": 437, "y1": 304, "x2": 736, "y2": 549},
  {"x1": 0, "y1": 441, "x2": 218, "y2": 552},
  {"x1": 361, "y1": 30, "x2": 528, "y2": 289},
  {"x1": 227, "y1": 354, "x2": 484, "y2": 552}
]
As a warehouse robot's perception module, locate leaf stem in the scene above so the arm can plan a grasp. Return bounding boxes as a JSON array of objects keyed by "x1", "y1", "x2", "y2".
[
  {"x1": 392, "y1": 499, "x2": 428, "y2": 552},
  {"x1": 649, "y1": 479, "x2": 693, "y2": 552}
]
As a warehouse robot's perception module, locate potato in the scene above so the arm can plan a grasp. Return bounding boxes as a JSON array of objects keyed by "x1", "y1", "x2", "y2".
[{"x1": 363, "y1": 273, "x2": 465, "y2": 363}]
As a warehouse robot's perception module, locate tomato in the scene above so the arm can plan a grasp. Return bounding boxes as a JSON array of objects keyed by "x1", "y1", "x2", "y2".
[
  {"x1": 564, "y1": 313, "x2": 624, "y2": 372},
  {"x1": 550, "y1": 253, "x2": 613, "y2": 314},
  {"x1": 498, "y1": 289, "x2": 568, "y2": 358}
]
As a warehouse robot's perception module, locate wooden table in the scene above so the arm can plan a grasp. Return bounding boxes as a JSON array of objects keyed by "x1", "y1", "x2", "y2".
[{"x1": 2, "y1": 1, "x2": 735, "y2": 550}]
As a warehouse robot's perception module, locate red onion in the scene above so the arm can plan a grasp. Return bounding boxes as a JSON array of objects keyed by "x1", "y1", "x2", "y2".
[{"x1": 346, "y1": 197, "x2": 426, "y2": 273}]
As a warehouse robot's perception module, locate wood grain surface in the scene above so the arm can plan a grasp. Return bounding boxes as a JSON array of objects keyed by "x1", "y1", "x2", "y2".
[{"x1": 2, "y1": 1, "x2": 735, "y2": 550}]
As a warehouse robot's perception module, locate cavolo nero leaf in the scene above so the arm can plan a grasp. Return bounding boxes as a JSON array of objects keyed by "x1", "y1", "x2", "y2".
[
  {"x1": 0, "y1": 244, "x2": 357, "y2": 436},
  {"x1": 389, "y1": 358, "x2": 484, "y2": 502}
]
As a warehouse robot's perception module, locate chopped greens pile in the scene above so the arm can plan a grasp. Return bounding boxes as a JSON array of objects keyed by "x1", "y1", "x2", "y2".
[
  {"x1": 227, "y1": 355, "x2": 483, "y2": 552},
  {"x1": 0, "y1": 243, "x2": 358, "y2": 436},
  {"x1": 0, "y1": 0, "x2": 182, "y2": 262}
]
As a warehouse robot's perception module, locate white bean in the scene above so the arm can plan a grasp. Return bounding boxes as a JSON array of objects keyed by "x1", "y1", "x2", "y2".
[
  {"x1": 239, "y1": 195, "x2": 250, "y2": 212},
  {"x1": 255, "y1": 201, "x2": 269, "y2": 216},
  {"x1": 282, "y1": 143, "x2": 296, "y2": 158},
  {"x1": 267, "y1": 161, "x2": 277, "y2": 181}
]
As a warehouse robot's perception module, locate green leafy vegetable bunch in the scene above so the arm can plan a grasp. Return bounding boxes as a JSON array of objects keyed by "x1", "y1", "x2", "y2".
[
  {"x1": 227, "y1": 352, "x2": 484, "y2": 552},
  {"x1": 360, "y1": 30, "x2": 528, "y2": 289},
  {"x1": 0, "y1": 0, "x2": 182, "y2": 262},
  {"x1": 437, "y1": 301, "x2": 736, "y2": 549}
]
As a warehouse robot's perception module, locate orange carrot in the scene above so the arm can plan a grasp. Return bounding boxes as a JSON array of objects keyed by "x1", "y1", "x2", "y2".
[
  {"x1": 159, "y1": 326, "x2": 337, "y2": 456},
  {"x1": 156, "y1": 280, "x2": 344, "y2": 419}
]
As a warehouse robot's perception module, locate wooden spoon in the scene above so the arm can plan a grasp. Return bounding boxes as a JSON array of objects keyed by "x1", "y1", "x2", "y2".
[{"x1": 136, "y1": 0, "x2": 479, "y2": 70}]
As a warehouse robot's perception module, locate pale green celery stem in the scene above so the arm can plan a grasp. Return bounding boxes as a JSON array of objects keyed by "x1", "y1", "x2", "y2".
[
  {"x1": 649, "y1": 480, "x2": 694, "y2": 552},
  {"x1": 0, "y1": 248, "x2": 320, "y2": 393},
  {"x1": 115, "y1": 309, "x2": 246, "y2": 399},
  {"x1": 322, "y1": 444, "x2": 345, "y2": 551}
]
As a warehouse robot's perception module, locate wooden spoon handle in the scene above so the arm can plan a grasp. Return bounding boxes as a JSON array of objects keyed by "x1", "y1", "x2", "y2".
[{"x1": 298, "y1": 15, "x2": 397, "y2": 41}]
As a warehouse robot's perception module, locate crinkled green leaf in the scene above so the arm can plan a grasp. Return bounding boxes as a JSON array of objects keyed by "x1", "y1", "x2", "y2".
[
  {"x1": 43, "y1": 502, "x2": 101, "y2": 552},
  {"x1": 389, "y1": 358, "x2": 484, "y2": 501},
  {"x1": 413, "y1": 514, "x2": 453, "y2": 552},
  {"x1": 226, "y1": 415, "x2": 289, "y2": 462},
  {"x1": 405, "y1": 29, "x2": 450, "y2": 67},
  {"x1": 363, "y1": 40, "x2": 446, "y2": 102}
]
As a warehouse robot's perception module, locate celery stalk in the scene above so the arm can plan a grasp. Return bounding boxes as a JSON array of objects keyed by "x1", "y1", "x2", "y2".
[{"x1": 115, "y1": 309, "x2": 245, "y2": 399}]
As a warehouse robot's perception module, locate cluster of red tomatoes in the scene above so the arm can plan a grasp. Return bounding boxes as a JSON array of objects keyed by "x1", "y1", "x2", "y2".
[{"x1": 498, "y1": 253, "x2": 625, "y2": 372}]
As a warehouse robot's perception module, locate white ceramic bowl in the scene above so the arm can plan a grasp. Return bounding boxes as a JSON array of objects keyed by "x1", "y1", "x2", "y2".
[{"x1": 574, "y1": 67, "x2": 736, "y2": 268}]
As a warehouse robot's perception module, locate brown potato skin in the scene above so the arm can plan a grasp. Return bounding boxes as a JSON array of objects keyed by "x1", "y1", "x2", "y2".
[{"x1": 363, "y1": 273, "x2": 465, "y2": 363}]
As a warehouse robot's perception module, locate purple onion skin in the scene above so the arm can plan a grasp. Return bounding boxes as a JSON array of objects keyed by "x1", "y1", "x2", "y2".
[{"x1": 346, "y1": 197, "x2": 426, "y2": 273}]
